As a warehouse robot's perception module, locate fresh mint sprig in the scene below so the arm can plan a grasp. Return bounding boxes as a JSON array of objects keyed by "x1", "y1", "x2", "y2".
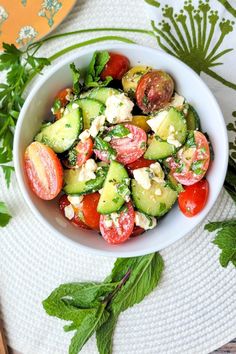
[
  {"x1": 0, "y1": 201, "x2": 12, "y2": 227},
  {"x1": 43, "y1": 252, "x2": 164, "y2": 354}
]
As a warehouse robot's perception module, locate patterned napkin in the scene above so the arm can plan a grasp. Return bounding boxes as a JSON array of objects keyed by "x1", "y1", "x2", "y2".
[{"x1": 0, "y1": 1, "x2": 236, "y2": 354}]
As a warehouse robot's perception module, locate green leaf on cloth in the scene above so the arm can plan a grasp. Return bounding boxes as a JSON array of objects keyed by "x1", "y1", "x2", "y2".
[{"x1": 0, "y1": 201, "x2": 12, "y2": 227}]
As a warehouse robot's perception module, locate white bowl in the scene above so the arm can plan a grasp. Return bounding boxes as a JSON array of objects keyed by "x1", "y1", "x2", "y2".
[{"x1": 13, "y1": 44, "x2": 228, "y2": 257}]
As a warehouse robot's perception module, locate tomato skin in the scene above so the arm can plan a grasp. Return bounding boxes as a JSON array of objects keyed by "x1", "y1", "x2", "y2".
[
  {"x1": 81, "y1": 192, "x2": 101, "y2": 231},
  {"x1": 53, "y1": 88, "x2": 72, "y2": 120},
  {"x1": 169, "y1": 131, "x2": 210, "y2": 186},
  {"x1": 100, "y1": 202, "x2": 135, "y2": 244},
  {"x1": 178, "y1": 179, "x2": 209, "y2": 217},
  {"x1": 131, "y1": 225, "x2": 145, "y2": 237},
  {"x1": 100, "y1": 53, "x2": 130, "y2": 80},
  {"x1": 59, "y1": 194, "x2": 90, "y2": 229},
  {"x1": 136, "y1": 70, "x2": 174, "y2": 114},
  {"x1": 94, "y1": 124, "x2": 147, "y2": 165},
  {"x1": 76, "y1": 138, "x2": 93, "y2": 167},
  {"x1": 126, "y1": 157, "x2": 155, "y2": 174},
  {"x1": 25, "y1": 142, "x2": 63, "y2": 200}
]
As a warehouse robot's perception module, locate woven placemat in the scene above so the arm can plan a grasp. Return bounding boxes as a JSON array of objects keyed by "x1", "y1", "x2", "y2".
[{"x1": 0, "y1": 1, "x2": 236, "y2": 353}]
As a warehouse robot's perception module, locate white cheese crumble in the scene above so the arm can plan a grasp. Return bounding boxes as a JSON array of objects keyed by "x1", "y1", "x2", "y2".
[
  {"x1": 155, "y1": 188, "x2": 162, "y2": 196},
  {"x1": 103, "y1": 212, "x2": 120, "y2": 228},
  {"x1": 64, "y1": 204, "x2": 75, "y2": 220},
  {"x1": 72, "y1": 103, "x2": 79, "y2": 110},
  {"x1": 67, "y1": 195, "x2": 83, "y2": 208},
  {"x1": 150, "y1": 162, "x2": 165, "y2": 184},
  {"x1": 79, "y1": 129, "x2": 91, "y2": 142},
  {"x1": 78, "y1": 159, "x2": 97, "y2": 182},
  {"x1": 105, "y1": 93, "x2": 134, "y2": 124},
  {"x1": 147, "y1": 110, "x2": 168, "y2": 134},
  {"x1": 133, "y1": 168, "x2": 152, "y2": 190},
  {"x1": 89, "y1": 115, "x2": 106, "y2": 138},
  {"x1": 104, "y1": 217, "x2": 113, "y2": 228},
  {"x1": 103, "y1": 136, "x2": 111, "y2": 142},
  {"x1": 98, "y1": 188, "x2": 104, "y2": 195},
  {"x1": 135, "y1": 211, "x2": 157, "y2": 230},
  {"x1": 166, "y1": 134, "x2": 182, "y2": 148},
  {"x1": 169, "y1": 93, "x2": 185, "y2": 109}
]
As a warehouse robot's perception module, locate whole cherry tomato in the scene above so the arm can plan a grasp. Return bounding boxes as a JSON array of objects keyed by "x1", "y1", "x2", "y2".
[
  {"x1": 81, "y1": 192, "x2": 101, "y2": 231},
  {"x1": 100, "y1": 53, "x2": 130, "y2": 81}
]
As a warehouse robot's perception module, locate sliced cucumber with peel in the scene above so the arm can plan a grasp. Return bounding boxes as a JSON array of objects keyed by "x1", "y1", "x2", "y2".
[
  {"x1": 131, "y1": 179, "x2": 177, "y2": 217},
  {"x1": 144, "y1": 138, "x2": 175, "y2": 159},
  {"x1": 80, "y1": 87, "x2": 120, "y2": 105},
  {"x1": 74, "y1": 98, "x2": 105, "y2": 129},
  {"x1": 156, "y1": 107, "x2": 187, "y2": 145},
  {"x1": 97, "y1": 161, "x2": 128, "y2": 214},
  {"x1": 185, "y1": 104, "x2": 200, "y2": 131},
  {"x1": 63, "y1": 167, "x2": 108, "y2": 195},
  {"x1": 35, "y1": 107, "x2": 81, "y2": 153}
]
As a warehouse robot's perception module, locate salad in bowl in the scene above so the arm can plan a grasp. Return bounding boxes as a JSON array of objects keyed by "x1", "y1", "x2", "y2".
[{"x1": 24, "y1": 50, "x2": 211, "y2": 245}]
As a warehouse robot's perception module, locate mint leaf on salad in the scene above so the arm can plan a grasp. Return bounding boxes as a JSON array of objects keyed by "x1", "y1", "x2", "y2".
[
  {"x1": 0, "y1": 201, "x2": 12, "y2": 227},
  {"x1": 70, "y1": 63, "x2": 81, "y2": 95},
  {"x1": 85, "y1": 51, "x2": 112, "y2": 88}
]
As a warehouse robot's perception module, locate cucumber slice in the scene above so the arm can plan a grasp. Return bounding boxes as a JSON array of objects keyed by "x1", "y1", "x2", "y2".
[
  {"x1": 81, "y1": 87, "x2": 120, "y2": 105},
  {"x1": 35, "y1": 108, "x2": 81, "y2": 153},
  {"x1": 167, "y1": 173, "x2": 184, "y2": 193},
  {"x1": 131, "y1": 179, "x2": 177, "y2": 217},
  {"x1": 156, "y1": 107, "x2": 187, "y2": 145},
  {"x1": 64, "y1": 167, "x2": 108, "y2": 195},
  {"x1": 75, "y1": 98, "x2": 105, "y2": 129},
  {"x1": 185, "y1": 104, "x2": 200, "y2": 130},
  {"x1": 97, "y1": 161, "x2": 128, "y2": 214},
  {"x1": 144, "y1": 139, "x2": 175, "y2": 159}
]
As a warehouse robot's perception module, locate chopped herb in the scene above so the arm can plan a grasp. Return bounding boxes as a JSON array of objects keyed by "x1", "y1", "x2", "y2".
[
  {"x1": 94, "y1": 136, "x2": 117, "y2": 160},
  {"x1": 159, "y1": 203, "x2": 167, "y2": 215},
  {"x1": 175, "y1": 163, "x2": 185, "y2": 173},
  {"x1": 68, "y1": 148, "x2": 77, "y2": 166},
  {"x1": 70, "y1": 63, "x2": 81, "y2": 95},
  {"x1": 84, "y1": 51, "x2": 112, "y2": 88},
  {"x1": 142, "y1": 95, "x2": 148, "y2": 106},
  {"x1": 112, "y1": 197, "x2": 120, "y2": 203},
  {"x1": 185, "y1": 131, "x2": 196, "y2": 148},
  {"x1": 116, "y1": 178, "x2": 131, "y2": 200},
  {"x1": 65, "y1": 123, "x2": 71, "y2": 128},
  {"x1": 127, "y1": 88, "x2": 135, "y2": 99},
  {"x1": 191, "y1": 160, "x2": 204, "y2": 174},
  {"x1": 140, "y1": 141, "x2": 146, "y2": 149},
  {"x1": 52, "y1": 98, "x2": 61, "y2": 113},
  {"x1": 106, "y1": 125, "x2": 130, "y2": 139}
]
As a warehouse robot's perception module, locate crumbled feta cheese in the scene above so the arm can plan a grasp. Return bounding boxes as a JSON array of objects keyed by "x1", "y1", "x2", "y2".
[
  {"x1": 150, "y1": 162, "x2": 165, "y2": 184},
  {"x1": 105, "y1": 93, "x2": 134, "y2": 124},
  {"x1": 103, "y1": 136, "x2": 111, "y2": 142},
  {"x1": 110, "y1": 213, "x2": 120, "y2": 227},
  {"x1": 104, "y1": 217, "x2": 113, "y2": 228},
  {"x1": 67, "y1": 195, "x2": 83, "y2": 208},
  {"x1": 89, "y1": 115, "x2": 106, "y2": 138},
  {"x1": 64, "y1": 204, "x2": 75, "y2": 220},
  {"x1": 147, "y1": 110, "x2": 168, "y2": 133},
  {"x1": 133, "y1": 168, "x2": 152, "y2": 190},
  {"x1": 72, "y1": 103, "x2": 79, "y2": 109},
  {"x1": 135, "y1": 211, "x2": 157, "y2": 230},
  {"x1": 79, "y1": 129, "x2": 91, "y2": 142},
  {"x1": 98, "y1": 188, "x2": 104, "y2": 195},
  {"x1": 167, "y1": 134, "x2": 182, "y2": 148},
  {"x1": 169, "y1": 124, "x2": 175, "y2": 133},
  {"x1": 78, "y1": 159, "x2": 97, "y2": 182},
  {"x1": 169, "y1": 93, "x2": 185, "y2": 109},
  {"x1": 155, "y1": 188, "x2": 162, "y2": 196}
]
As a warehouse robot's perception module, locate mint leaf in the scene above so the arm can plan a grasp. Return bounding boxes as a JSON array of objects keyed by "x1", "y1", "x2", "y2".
[
  {"x1": 69, "y1": 304, "x2": 109, "y2": 354},
  {"x1": 94, "y1": 136, "x2": 117, "y2": 160},
  {"x1": 1, "y1": 166, "x2": 14, "y2": 188},
  {"x1": 85, "y1": 51, "x2": 112, "y2": 88},
  {"x1": 70, "y1": 63, "x2": 81, "y2": 95},
  {"x1": 107, "y1": 253, "x2": 164, "y2": 315},
  {"x1": 205, "y1": 220, "x2": 236, "y2": 268},
  {"x1": 96, "y1": 312, "x2": 117, "y2": 354},
  {"x1": 0, "y1": 201, "x2": 12, "y2": 227},
  {"x1": 224, "y1": 156, "x2": 236, "y2": 203},
  {"x1": 106, "y1": 125, "x2": 130, "y2": 138}
]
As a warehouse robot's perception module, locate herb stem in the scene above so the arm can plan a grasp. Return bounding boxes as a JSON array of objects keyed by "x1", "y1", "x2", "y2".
[{"x1": 104, "y1": 269, "x2": 131, "y2": 305}]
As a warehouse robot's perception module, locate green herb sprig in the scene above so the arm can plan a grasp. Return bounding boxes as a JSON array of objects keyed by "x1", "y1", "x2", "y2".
[
  {"x1": 0, "y1": 201, "x2": 12, "y2": 227},
  {"x1": 43, "y1": 252, "x2": 164, "y2": 354}
]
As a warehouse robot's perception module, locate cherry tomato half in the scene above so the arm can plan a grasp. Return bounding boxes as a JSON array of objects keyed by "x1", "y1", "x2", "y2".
[
  {"x1": 136, "y1": 70, "x2": 174, "y2": 114},
  {"x1": 76, "y1": 137, "x2": 94, "y2": 167},
  {"x1": 178, "y1": 179, "x2": 209, "y2": 217},
  {"x1": 53, "y1": 88, "x2": 72, "y2": 120},
  {"x1": 100, "y1": 53, "x2": 130, "y2": 81},
  {"x1": 126, "y1": 157, "x2": 155, "y2": 175},
  {"x1": 94, "y1": 124, "x2": 147, "y2": 165},
  {"x1": 100, "y1": 202, "x2": 135, "y2": 244},
  {"x1": 167, "y1": 131, "x2": 210, "y2": 186},
  {"x1": 25, "y1": 142, "x2": 63, "y2": 200},
  {"x1": 81, "y1": 192, "x2": 101, "y2": 231},
  {"x1": 59, "y1": 194, "x2": 90, "y2": 229}
]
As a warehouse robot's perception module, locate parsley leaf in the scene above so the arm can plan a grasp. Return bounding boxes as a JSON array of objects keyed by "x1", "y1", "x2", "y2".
[
  {"x1": 106, "y1": 124, "x2": 130, "y2": 138},
  {"x1": 94, "y1": 136, "x2": 117, "y2": 160},
  {"x1": 0, "y1": 201, "x2": 12, "y2": 227},
  {"x1": 205, "y1": 220, "x2": 236, "y2": 268},
  {"x1": 84, "y1": 51, "x2": 112, "y2": 88}
]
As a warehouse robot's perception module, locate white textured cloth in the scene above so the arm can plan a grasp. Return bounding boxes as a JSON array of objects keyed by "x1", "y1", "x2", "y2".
[{"x1": 1, "y1": 1, "x2": 236, "y2": 354}]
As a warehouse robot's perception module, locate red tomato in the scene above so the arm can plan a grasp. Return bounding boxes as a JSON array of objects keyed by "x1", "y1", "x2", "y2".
[
  {"x1": 126, "y1": 157, "x2": 155, "y2": 174},
  {"x1": 53, "y1": 88, "x2": 72, "y2": 120},
  {"x1": 136, "y1": 70, "x2": 174, "y2": 114},
  {"x1": 100, "y1": 53, "x2": 130, "y2": 80},
  {"x1": 100, "y1": 202, "x2": 135, "y2": 244},
  {"x1": 76, "y1": 138, "x2": 93, "y2": 167},
  {"x1": 59, "y1": 194, "x2": 90, "y2": 229},
  {"x1": 81, "y1": 192, "x2": 101, "y2": 231},
  {"x1": 168, "y1": 131, "x2": 210, "y2": 186},
  {"x1": 131, "y1": 225, "x2": 145, "y2": 237},
  {"x1": 94, "y1": 124, "x2": 147, "y2": 165},
  {"x1": 25, "y1": 142, "x2": 63, "y2": 200},
  {"x1": 178, "y1": 179, "x2": 209, "y2": 217}
]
